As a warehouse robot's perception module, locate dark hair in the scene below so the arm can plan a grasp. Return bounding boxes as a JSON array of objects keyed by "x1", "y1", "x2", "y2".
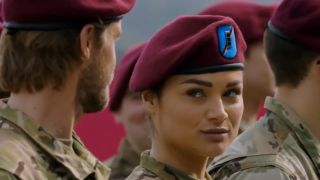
[
  {"x1": 265, "y1": 29, "x2": 319, "y2": 87},
  {"x1": 0, "y1": 23, "x2": 107, "y2": 93},
  {"x1": 150, "y1": 82, "x2": 164, "y2": 96}
]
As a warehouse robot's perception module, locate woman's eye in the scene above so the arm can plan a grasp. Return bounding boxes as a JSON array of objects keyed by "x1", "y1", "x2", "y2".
[
  {"x1": 224, "y1": 89, "x2": 241, "y2": 97},
  {"x1": 186, "y1": 89, "x2": 205, "y2": 98}
]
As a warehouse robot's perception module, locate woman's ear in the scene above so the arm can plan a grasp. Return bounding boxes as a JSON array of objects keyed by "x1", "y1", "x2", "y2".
[
  {"x1": 141, "y1": 90, "x2": 159, "y2": 113},
  {"x1": 80, "y1": 24, "x2": 95, "y2": 60}
]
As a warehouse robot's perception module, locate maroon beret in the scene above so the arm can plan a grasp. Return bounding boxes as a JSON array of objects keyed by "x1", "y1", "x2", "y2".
[
  {"x1": 130, "y1": 15, "x2": 247, "y2": 92},
  {"x1": 269, "y1": 0, "x2": 320, "y2": 52},
  {"x1": 108, "y1": 42, "x2": 146, "y2": 112},
  {"x1": 199, "y1": 1, "x2": 277, "y2": 45},
  {"x1": 3, "y1": 0, "x2": 136, "y2": 30}
]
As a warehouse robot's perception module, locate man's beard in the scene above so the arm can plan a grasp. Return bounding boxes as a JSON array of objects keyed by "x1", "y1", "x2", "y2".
[{"x1": 76, "y1": 49, "x2": 114, "y2": 115}]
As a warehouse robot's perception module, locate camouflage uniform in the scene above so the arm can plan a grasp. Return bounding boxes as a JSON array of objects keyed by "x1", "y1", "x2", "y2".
[
  {"x1": 208, "y1": 97, "x2": 320, "y2": 179},
  {"x1": 0, "y1": 100, "x2": 110, "y2": 180},
  {"x1": 126, "y1": 151, "x2": 212, "y2": 180},
  {"x1": 107, "y1": 139, "x2": 140, "y2": 180}
]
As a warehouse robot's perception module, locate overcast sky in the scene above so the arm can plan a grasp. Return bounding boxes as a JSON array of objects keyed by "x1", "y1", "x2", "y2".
[{"x1": 116, "y1": 0, "x2": 280, "y2": 59}]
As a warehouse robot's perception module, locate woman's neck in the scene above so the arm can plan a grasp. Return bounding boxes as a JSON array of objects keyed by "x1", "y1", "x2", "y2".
[{"x1": 151, "y1": 139, "x2": 209, "y2": 180}]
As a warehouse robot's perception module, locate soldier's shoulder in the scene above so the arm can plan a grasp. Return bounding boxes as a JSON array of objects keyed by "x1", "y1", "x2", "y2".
[
  {"x1": 0, "y1": 128, "x2": 48, "y2": 178},
  {"x1": 0, "y1": 169, "x2": 18, "y2": 180},
  {"x1": 222, "y1": 113, "x2": 292, "y2": 157},
  {"x1": 211, "y1": 165, "x2": 294, "y2": 180},
  {"x1": 209, "y1": 104, "x2": 311, "y2": 179},
  {"x1": 0, "y1": 127, "x2": 36, "y2": 162},
  {"x1": 125, "y1": 166, "x2": 160, "y2": 180},
  {"x1": 209, "y1": 152, "x2": 301, "y2": 180}
]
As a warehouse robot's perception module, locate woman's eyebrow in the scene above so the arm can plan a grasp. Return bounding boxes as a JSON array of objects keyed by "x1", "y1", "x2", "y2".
[
  {"x1": 180, "y1": 79, "x2": 212, "y2": 87},
  {"x1": 226, "y1": 80, "x2": 241, "y2": 88}
]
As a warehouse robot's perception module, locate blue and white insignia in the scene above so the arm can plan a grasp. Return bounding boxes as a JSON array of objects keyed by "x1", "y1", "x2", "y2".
[{"x1": 217, "y1": 25, "x2": 237, "y2": 59}]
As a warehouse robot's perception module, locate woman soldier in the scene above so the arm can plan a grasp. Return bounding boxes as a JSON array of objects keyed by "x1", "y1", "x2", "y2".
[
  {"x1": 126, "y1": 15, "x2": 247, "y2": 180},
  {"x1": 199, "y1": 1, "x2": 277, "y2": 133}
]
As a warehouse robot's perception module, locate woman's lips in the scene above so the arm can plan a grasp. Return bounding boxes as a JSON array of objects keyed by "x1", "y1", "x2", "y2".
[{"x1": 200, "y1": 128, "x2": 230, "y2": 142}]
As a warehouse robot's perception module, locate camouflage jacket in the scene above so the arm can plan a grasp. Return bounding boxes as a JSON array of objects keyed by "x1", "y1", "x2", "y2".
[
  {"x1": 106, "y1": 139, "x2": 140, "y2": 180},
  {"x1": 126, "y1": 151, "x2": 212, "y2": 180},
  {"x1": 0, "y1": 101, "x2": 110, "y2": 180},
  {"x1": 208, "y1": 97, "x2": 320, "y2": 180}
]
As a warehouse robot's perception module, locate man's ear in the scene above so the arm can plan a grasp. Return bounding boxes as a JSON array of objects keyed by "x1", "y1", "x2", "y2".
[
  {"x1": 80, "y1": 24, "x2": 95, "y2": 60},
  {"x1": 141, "y1": 90, "x2": 159, "y2": 114}
]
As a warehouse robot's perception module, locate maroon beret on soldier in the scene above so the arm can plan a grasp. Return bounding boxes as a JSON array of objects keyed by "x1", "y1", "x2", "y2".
[
  {"x1": 199, "y1": 1, "x2": 277, "y2": 45},
  {"x1": 3, "y1": 0, "x2": 136, "y2": 30},
  {"x1": 130, "y1": 15, "x2": 247, "y2": 91},
  {"x1": 268, "y1": 0, "x2": 320, "y2": 53},
  {"x1": 108, "y1": 42, "x2": 147, "y2": 112}
]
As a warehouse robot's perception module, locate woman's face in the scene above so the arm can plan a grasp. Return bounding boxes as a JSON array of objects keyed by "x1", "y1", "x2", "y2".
[{"x1": 148, "y1": 71, "x2": 243, "y2": 158}]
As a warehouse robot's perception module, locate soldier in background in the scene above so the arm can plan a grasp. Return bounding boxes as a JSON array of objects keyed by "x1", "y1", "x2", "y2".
[
  {"x1": 126, "y1": 14, "x2": 247, "y2": 179},
  {"x1": 199, "y1": 1, "x2": 277, "y2": 133},
  {"x1": 106, "y1": 43, "x2": 151, "y2": 179},
  {"x1": 209, "y1": 0, "x2": 320, "y2": 179},
  {"x1": 0, "y1": 0, "x2": 135, "y2": 179}
]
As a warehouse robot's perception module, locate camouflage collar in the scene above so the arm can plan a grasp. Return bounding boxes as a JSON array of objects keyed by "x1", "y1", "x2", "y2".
[
  {"x1": 140, "y1": 150, "x2": 212, "y2": 180},
  {"x1": 264, "y1": 97, "x2": 320, "y2": 176},
  {"x1": 0, "y1": 100, "x2": 109, "y2": 179}
]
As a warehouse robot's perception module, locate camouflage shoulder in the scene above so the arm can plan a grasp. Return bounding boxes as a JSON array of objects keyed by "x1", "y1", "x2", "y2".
[
  {"x1": 0, "y1": 129, "x2": 50, "y2": 179},
  {"x1": 212, "y1": 166, "x2": 294, "y2": 180},
  {"x1": 0, "y1": 170, "x2": 18, "y2": 180},
  {"x1": 209, "y1": 155, "x2": 297, "y2": 180},
  {"x1": 126, "y1": 166, "x2": 161, "y2": 180},
  {"x1": 0, "y1": 128, "x2": 31, "y2": 173}
]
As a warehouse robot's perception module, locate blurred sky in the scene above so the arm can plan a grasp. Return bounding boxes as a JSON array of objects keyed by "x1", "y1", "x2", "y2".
[{"x1": 116, "y1": 0, "x2": 279, "y2": 60}]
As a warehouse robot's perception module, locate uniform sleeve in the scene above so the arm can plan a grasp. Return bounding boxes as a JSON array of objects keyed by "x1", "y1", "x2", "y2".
[
  {"x1": 0, "y1": 170, "x2": 18, "y2": 180},
  {"x1": 216, "y1": 166, "x2": 294, "y2": 180}
]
